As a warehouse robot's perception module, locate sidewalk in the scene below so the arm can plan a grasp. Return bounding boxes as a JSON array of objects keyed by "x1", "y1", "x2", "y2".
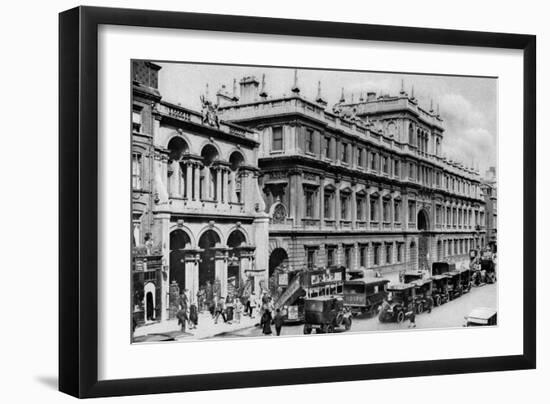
[{"x1": 133, "y1": 311, "x2": 259, "y2": 341}]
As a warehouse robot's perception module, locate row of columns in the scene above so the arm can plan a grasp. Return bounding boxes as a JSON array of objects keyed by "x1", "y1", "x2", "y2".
[
  {"x1": 178, "y1": 246, "x2": 256, "y2": 301},
  {"x1": 168, "y1": 159, "x2": 242, "y2": 204},
  {"x1": 438, "y1": 203, "x2": 483, "y2": 229}
]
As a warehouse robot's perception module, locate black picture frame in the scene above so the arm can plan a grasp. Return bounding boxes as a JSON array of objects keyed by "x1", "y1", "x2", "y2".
[{"x1": 59, "y1": 6, "x2": 536, "y2": 398}]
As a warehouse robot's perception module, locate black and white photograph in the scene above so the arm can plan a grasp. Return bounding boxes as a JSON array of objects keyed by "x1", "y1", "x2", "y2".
[{"x1": 131, "y1": 61, "x2": 498, "y2": 342}]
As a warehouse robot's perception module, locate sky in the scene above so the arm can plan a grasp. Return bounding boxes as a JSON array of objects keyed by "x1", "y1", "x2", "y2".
[{"x1": 156, "y1": 62, "x2": 497, "y2": 175}]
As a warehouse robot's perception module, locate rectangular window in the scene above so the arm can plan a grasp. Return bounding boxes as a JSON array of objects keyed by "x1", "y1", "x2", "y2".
[
  {"x1": 132, "y1": 153, "x2": 142, "y2": 189},
  {"x1": 383, "y1": 156, "x2": 389, "y2": 174},
  {"x1": 305, "y1": 128, "x2": 314, "y2": 153},
  {"x1": 305, "y1": 189, "x2": 315, "y2": 218},
  {"x1": 394, "y1": 201, "x2": 400, "y2": 222},
  {"x1": 327, "y1": 246, "x2": 335, "y2": 267},
  {"x1": 344, "y1": 246, "x2": 352, "y2": 269},
  {"x1": 394, "y1": 160, "x2": 399, "y2": 177},
  {"x1": 341, "y1": 143, "x2": 348, "y2": 163},
  {"x1": 373, "y1": 244, "x2": 380, "y2": 265},
  {"x1": 371, "y1": 153, "x2": 377, "y2": 171},
  {"x1": 272, "y1": 127, "x2": 283, "y2": 151},
  {"x1": 370, "y1": 198, "x2": 377, "y2": 221},
  {"x1": 324, "y1": 136, "x2": 331, "y2": 158},
  {"x1": 385, "y1": 244, "x2": 392, "y2": 264},
  {"x1": 359, "y1": 246, "x2": 367, "y2": 267},
  {"x1": 397, "y1": 243, "x2": 403, "y2": 262},
  {"x1": 324, "y1": 193, "x2": 332, "y2": 218},
  {"x1": 306, "y1": 248, "x2": 316, "y2": 269},
  {"x1": 132, "y1": 110, "x2": 142, "y2": 132},
  {"x1": 408, "y1": 201, "x2": 416, "y2": 223},
  {"x1": 383, "y1": 200, "x2": 390, "y2": 222},
  {"x1": 340, "y1": 194, "x2": 349, "y2": 219},
  {"x1": 356, "y1": 197, "x2": 364, "y2": 220},
  {"x1": 357, "y1": 148, "x2": 362, "y2": 166}
]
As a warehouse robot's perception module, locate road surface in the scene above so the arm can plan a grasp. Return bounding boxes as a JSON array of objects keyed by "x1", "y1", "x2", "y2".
[{"x1": 216, "y1": 283, "x2": 497, "y2": 338}]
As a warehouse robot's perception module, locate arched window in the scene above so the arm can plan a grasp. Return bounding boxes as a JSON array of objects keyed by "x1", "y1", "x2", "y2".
[
  {"x1": 167, "y1": 137, "x2": 189, "y2": 197},
  {"x1": 200, "y1": 144, "x2": 219, "y2": 201}
]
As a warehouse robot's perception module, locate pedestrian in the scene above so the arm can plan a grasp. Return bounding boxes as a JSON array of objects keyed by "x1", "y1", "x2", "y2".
[
  {"x1": 249, "y1": 292, "x2": 257, "y2": 318},
  {"x1": 189, "y1": 296, "x2": 198, "y2": 329},
  {"x1": 261, "y1": 307, "x2": 273, "y2": 335},
  {"x1": 176, "y1": 306, "x2": 188, "y2": 332},
  {"x1": 214, "y1": 296, "x2": 227, "y2": 324},
  {"x1": 408, "y1": 309, "x2": 416, "y2": 328},
  {"x1": 426, "y1": 293, "x2": 434, "y2": 314},
  {"x1": 274, "y1": 308, "x2": 284, "y2": 336},
  {"x1": 234, "y1": 298, "x2": 242, "y2": 324}
]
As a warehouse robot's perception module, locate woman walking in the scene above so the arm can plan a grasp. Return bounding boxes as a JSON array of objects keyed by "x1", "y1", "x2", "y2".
[{"x1": 261, "y1": 307, "x2": 273, "y2": 336}]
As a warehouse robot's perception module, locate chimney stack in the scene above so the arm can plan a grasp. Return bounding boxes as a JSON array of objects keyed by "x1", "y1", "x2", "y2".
[{"x1": 239, "y1": 76, "x2": 260, "y2": 103}]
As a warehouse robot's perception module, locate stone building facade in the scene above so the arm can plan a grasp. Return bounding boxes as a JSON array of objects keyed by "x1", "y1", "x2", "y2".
[
  {"x1": 218, "y1": 73, "x2": 487, "y2": 279},
  {"x1": 482, "y1": 167, "x2": 497, "y2": 252},
  {"x1": 131, "y1": 61, "x2": 269, "y2": 323}
]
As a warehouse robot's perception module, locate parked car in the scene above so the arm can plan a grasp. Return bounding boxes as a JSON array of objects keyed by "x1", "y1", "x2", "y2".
[
  {"x1": 401, "y1": 270, "x2": 424, "y2": 284},
  {"x1": 458, "y1": 268, "x2": 472, "y2": 293},
  {"x1": 378, "y1": 283, "x2": 416, "y2": 323},
  {"x1": 464, "y1": 307, "x2": 497, "y2": 326},
  {"x1": 303, "y1": 296, "x2": 352, "y2": 334},
  {"x1": 343, "y1": 278, "x2": 390, "y2": 316},
  {"x1": 444, "y1": 270, "x2": 463, "y2": 300},
  {"x1": 410, "y1": 278, "x2": 433, "y2": 314},
  {"x1": 430, "y1": 274, "x2": 451, "y2": 306}
]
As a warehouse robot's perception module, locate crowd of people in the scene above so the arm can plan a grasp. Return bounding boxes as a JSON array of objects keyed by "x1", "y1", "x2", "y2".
[{"x1": 174, "y1": 284, "x2": 285, "y2": 336}]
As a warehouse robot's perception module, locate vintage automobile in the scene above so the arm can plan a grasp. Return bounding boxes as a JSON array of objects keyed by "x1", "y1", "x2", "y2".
[
  {"x1": 303, "y1": 296, "x2": 352, "y2": 334},
  {"x1": 430, "y1": 274, "x2": 451, "y2": 306},
  {"x1": 378, "y1": 283, "x2": 416, "y2": 323},
  {"x1": 458, "y1": 267, "x2": 472, "y2": 293},
  {"x1": 401, "y1": 270, "x2": 424, "y2": 284},
  {"x1": 444, "y1": 270, "x2": 463, "y2": 300},
  {"x1": 410, "y1": 278, "x2": 433, "y2": 314},
  {"x1": 343, "y1": 278, "x2": 390, "y2": 315},
  {"x1": 464, "y1": 307, "x2": 497, "y2": 326},
  {"x1": 480, "y1": 254, "x2": 497, "y2": 284},
  {"x1": 432, "y1": 261, "x2": 456, "y2": 276}
]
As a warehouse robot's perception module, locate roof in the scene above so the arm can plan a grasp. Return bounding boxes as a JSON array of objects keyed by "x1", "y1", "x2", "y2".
[
  {"x1": 403, "y1": 270, "x2": 423, "y2": 276},
  {"x1": 466, "y1": 307, "x2": 497, "y2": 321},
  {"x1": 387, "y1": 283, "x2": 415, "y2": 291},
  {"x1": 345, "y1": 278, "x2": 390, "y2": 286},
  {"x1": 306, "y1": 295, "x2": 343, "y2": 302},
  {"x1": 411, "y1": 278, "x2": 432, "y2": 287}
]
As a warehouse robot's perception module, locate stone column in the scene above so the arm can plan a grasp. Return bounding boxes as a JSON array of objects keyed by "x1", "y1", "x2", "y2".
[
  {"x1": 378, "y1": 195, "x2": 383, "y2": 230},
  {"x1": 194, "y1": 163, "x2": 201, "y2": 200},
  {"x1": 214, "y1": 248, "x2": 229, "y2": 298},
  {"x1": 253, "y1": 214, "x2": 270, "y2": 285},
  {"x1": 203, "y1": 166, "x2": 210, "y2": 200},
  {"x1": 351, "y1": 190, "x2": 357, "y2": 229},
  {"x1": 229, "y1": 171, "x2": 237, "y2": 203},
  {"x1": 152, "y1": 212, "x2": 170, "y2": 321},
  {"x1": 222, "y1": 167, "x2": 229, "y2": 203},
  {"x1": 184, "y1": 250, "x2": 201, "y2": 303},
  {"x1": 319, "y1": 176, "x2": 325, "y2": 229},
  {"x1": 216, "y1": 167, "x2": 222, "y2": 202},
  {"x1": 335, "y1": 186, "x2": 341, "y2": 227},
  {"x1": 185, "y1": 162, "x2": 193, "y2": 199},
  {"x1": 168, "y1": 160, "x2": 179, "y2": 197}
]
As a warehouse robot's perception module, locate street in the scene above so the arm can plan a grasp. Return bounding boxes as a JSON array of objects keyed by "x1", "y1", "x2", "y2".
[{"x1": 216, "y1": 283, "x2": 497, "y2": 338}]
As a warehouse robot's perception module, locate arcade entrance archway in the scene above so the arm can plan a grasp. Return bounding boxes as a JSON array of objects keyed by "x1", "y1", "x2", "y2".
[
  {"x1": 198, "y1": 230, "x2": 221, "y2": 287},
  {"x1": 269, "y1": 248, "x2": 289, "y2": 277},
  {"x1": 169, "y1": 229, "x2": 191, "y2": 291}
]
